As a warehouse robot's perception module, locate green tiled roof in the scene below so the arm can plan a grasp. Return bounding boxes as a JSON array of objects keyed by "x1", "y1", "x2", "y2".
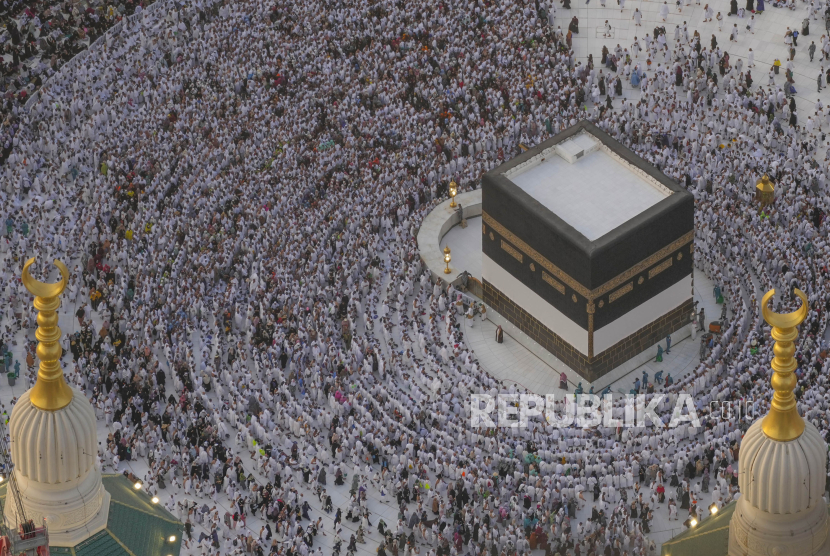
[
  {"x1": 661, "y1": 501, "x2": 830, "y2": 556},
  {"x1": 102, "y1": 474, "x2": 183, "y2": 556},
  {"x1": 0, "y1": 474, "x2": 182, "y2": 556},
  {"x1": 61, "y1": 530, "x2": 124, "y2": 556},
  {"x1": 660, "y1": 500, "x2": 735, "y2": 556}
]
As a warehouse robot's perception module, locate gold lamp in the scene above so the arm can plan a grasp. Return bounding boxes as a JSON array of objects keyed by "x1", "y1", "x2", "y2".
[
  {"x1": 443, "y1": 246, "x2": 452, "y2": 274},
  {"x1": 21, "y1": 257, "x2": 73, "y2": 411},
  {"x1": 756, "y1": 174, "x2": 775, "y2": 206},
  {"x1": 449, "y1": 181, "x2": 457, "y2": 208},
  {"x1": 760, "y1": 288, "x2": 808, "y2": 441}
]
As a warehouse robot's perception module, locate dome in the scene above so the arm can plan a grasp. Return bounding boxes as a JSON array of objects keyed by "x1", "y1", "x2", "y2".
[
  {"x1": 9, "y1": 388, "x2": 97, "y2": 484},
  {"x1": 6, "y1": 386, "x2": 109, "y2": 546},
  {"x1": 729, "y1": 420, "x2": 830, "y2": 556},
  {"x1": 738, "y1": 418, "x2": 826, "y2": 515}
]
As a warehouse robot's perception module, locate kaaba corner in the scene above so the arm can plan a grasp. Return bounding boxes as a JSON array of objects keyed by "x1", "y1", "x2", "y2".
[{"x1": 481, "y1": 121, "x2": 694, "y2": 383}]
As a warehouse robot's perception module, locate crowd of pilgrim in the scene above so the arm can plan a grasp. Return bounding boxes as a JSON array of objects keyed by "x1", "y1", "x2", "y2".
[
  {"x1": 0, "y1": 0, "x2": 826, "y2": 554},
  {"x1": 0, "y1": 0, "x2": 154, "y2": 105}
]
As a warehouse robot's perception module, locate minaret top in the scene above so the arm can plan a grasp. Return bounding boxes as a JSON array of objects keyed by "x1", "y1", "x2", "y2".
[
  {"x1": 21, "y1": 257, "x2": 73, "y2": 411},
  {"x1": 728, "y1": 288, "x2": 828, "y2": 556},
  {"x1": 760, "y1": 288, "x2": 808, "y2": 442}
]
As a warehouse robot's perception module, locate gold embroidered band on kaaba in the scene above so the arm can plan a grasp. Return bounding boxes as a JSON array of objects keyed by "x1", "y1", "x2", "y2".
[
  {"x1": 501, "y1": 240, "x2": 524, "y2": 263},
  {"x1": 648, "y1": 257, "x2": 673, "y2": 279},
  {"x1": 483, "y1": 211, "x2": 694, "y2": 302},
  {"x1": 542, "y1": 271, "x2": 566, "y2": 294},
  {"x1": 609, "y1": 282, "x2": 634, "y2": 303}
]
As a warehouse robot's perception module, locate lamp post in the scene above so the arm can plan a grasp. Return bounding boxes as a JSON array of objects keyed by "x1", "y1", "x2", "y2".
[
  {"x1": 449, "y1": 181, "x2": 458, "y2": 208},
  {"x1": 443, "y1": 246, "x2": 452, "y2": 274}
]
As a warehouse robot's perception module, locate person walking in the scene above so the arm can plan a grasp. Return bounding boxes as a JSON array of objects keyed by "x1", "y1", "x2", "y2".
[
  {"x1": 810, "y1": 41, "x2": 817, "y2": 61},
  {"x1": 633, "y1": 8, "x2": 642, "y2": 25},
  {"x1": 690, "y1": 304, "x2": 698, "y2": 340}
]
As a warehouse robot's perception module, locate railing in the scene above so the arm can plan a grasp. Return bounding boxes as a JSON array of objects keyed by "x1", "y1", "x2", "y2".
[
  {"x1": 9, "y1": 526, "x2": 48, "y2": 554},
  {"x1": 0, "y1": 518, "x2": 49, "y2": 556},
  {"x1": 467, "y1": 276, "x2": 484, "y2": 298},
  {"x1": 24, "y1": 0, "x2": 174, "y2": 112}
]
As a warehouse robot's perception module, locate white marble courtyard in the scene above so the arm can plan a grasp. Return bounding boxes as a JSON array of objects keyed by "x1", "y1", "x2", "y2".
[{"x1": 570, "y1": 0, "x2": 830, "y2": 115}]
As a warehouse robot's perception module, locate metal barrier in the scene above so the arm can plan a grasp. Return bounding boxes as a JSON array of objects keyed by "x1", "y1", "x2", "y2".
[
  {"x1": 0, "y1": 514, "x2": 49, "y2": 556},
  {"x1": 24, "y1": 0, "x2": 176, "y2": 112},
  {"x1": 7, "y1": 523, "x2": 49, "y2": 555},
  {"x1": 467, "y1": 276, "x2": 484, "y2": 298}
]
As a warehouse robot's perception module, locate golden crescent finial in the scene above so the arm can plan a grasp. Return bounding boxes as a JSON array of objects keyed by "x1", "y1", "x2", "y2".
[
  {"x1": 761, "y1": 288, "x2": 808, "y2": 330},
  {"x1": 760, "y1": 288, "x2": 808, "y2": 441},
  {"x1": 21, "y1": 257, "x2": 69, "y2": 299},
  {"x1": 20, "y1": 257, "x2": 73, "y2": 411}
]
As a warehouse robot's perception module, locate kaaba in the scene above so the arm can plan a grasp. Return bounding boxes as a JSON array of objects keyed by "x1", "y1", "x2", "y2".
[{"x1": 481, "y1": 121, "x2": 694, "y2": 383}]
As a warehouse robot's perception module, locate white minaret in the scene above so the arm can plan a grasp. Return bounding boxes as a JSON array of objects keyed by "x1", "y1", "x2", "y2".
[
  {"x1": 729, "y1": 289, "x2": 830, "y2": 556},
  {"x1": 7, "y1": 258, "x2": 109, "y2": 546}
]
